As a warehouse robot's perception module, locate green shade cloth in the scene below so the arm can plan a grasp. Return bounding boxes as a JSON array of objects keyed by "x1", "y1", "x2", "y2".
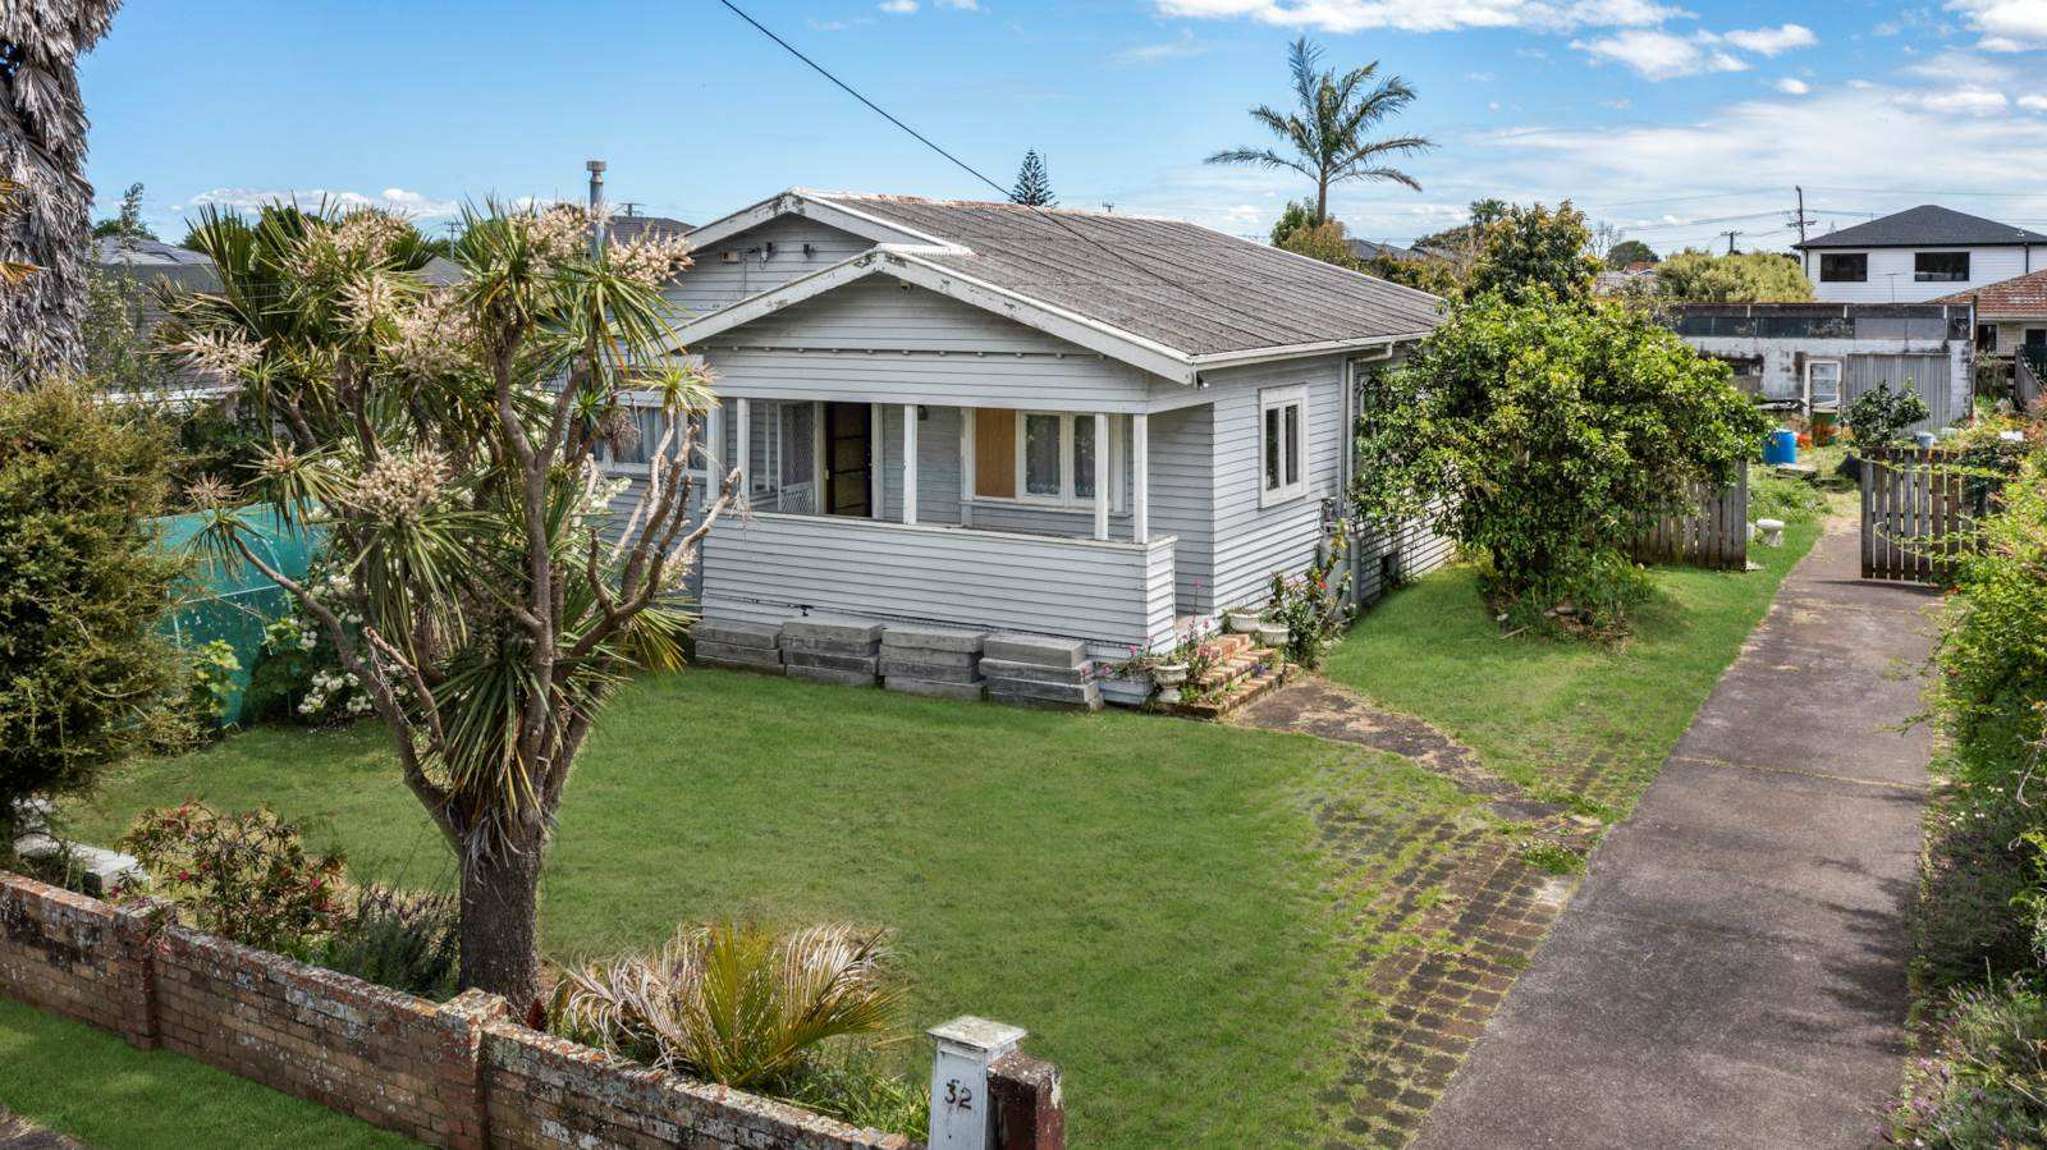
[{"x1": 150, "y1": 508, "x2": 320, "y2": 724}]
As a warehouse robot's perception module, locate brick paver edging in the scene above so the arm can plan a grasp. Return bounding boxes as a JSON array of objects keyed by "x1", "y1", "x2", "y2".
[{"x1": 0, "y1": 871, "x2": 910, "y2": 1150}]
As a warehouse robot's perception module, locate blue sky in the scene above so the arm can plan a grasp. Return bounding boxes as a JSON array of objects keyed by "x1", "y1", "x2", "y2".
[{"x1": 80, "y1": 0, "x2": 2047, "y2": 252}]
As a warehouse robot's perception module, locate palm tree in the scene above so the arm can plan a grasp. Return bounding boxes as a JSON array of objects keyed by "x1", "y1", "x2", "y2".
[
  {"x1": 1208, "y1": 37, "x2": 1433, "y2": 226},
  {"x1": 1, "y1": 2, "x2": 122, "y2": 384}
]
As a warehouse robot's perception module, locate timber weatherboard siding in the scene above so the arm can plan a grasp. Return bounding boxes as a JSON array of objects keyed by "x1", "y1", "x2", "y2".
[
  {"x1": 701, "y1": 513, "x2": 1178, "y2": 650},
  {"x1": 1205, "y1": 356, "x2": 1346, "y2": 612},
  {"x1": 662, "y1": 215, "x2": 878, "y2": 319}
]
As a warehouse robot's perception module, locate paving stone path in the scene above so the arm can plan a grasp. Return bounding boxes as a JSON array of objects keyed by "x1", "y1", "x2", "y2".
[
  {"x1": 1238, "y1": 676, "x2": 1598, "y2": 1146},
  {"x1": 1414, "y1": 519, "x2": 1937, "y2": 1149},
  {"x1": 0, "y1": 1108, "x2": 86, "y2": 1150}
]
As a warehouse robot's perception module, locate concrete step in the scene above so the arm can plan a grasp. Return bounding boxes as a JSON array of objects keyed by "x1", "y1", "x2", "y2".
[
  {"x1": 695, "y1": 620, "x2": 781, "y2": 651},
  {"x1": 695, "y1": 642, "x2": 785, "y2": 674},
  {"x1": 982, "y1": 634, "x2": 1087, "y2": 668}
]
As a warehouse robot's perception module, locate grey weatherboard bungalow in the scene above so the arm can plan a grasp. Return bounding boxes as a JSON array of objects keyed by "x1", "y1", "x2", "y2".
[{"x1": 612, "y1": 190, "x2": 1450, "y2": 656}]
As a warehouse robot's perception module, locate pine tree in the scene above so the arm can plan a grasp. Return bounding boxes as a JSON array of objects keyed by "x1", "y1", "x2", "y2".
[{"x1": 1010, "y1": 150, "x2": 1055, "y2": 208}]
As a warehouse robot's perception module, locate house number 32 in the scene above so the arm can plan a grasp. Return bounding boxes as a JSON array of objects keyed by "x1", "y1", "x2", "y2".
[{"x1": 943, "y1": 1078, "x2": 975, "y2": 1112}]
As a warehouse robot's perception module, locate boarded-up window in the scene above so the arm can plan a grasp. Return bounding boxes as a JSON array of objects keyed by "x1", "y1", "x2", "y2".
[{"x1": 974, "y1": 409, "x2": 1016, "y2": 498}]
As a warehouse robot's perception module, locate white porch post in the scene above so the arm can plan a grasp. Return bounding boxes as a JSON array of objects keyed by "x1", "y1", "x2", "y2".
[
  {"x1": 959, "y1": 406, "x2": 974, "y2": 528},
  {"x1": 1092, "y1": 411, "x2": 1110, "y2": 542},
  {"x1": 869, "y1": 402, "x2": 884, "y2": 520},
  {"x1": 1132, "y1": 412, "x2": 1149, "y2": 544},
  {"x1": 903, "y1": 403, "x2": 920, "y2": 525},
  {"x1": 734, "y1": 398, "x2": 750, "y2": 503},
  {"x1": 706, "y1": 400, "x2": 723, "y2": 478}
]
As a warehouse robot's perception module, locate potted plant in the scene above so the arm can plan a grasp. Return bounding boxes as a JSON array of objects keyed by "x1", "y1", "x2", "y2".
[
  {"x1": 1225, "y1": 609, "x2": 1264, "y2": 634},
  {"x1": 1097, "y1": 648, "x2": 1158, "y2": 707},
  {"x1": 1151, "y1": 661, "x2": 1190, "y2": 704}
]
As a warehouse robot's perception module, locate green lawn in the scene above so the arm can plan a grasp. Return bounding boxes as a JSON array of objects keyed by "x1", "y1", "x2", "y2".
[
  {"x1": 0, "y1": 997, "x2": 411, "y2": 1149},
  {"x1": 58, "y1": 672, "x2": 1477, "y2": 1150},
  {"x1": 1321, "y1": 516, "x2": 1825, "y2": 817}
]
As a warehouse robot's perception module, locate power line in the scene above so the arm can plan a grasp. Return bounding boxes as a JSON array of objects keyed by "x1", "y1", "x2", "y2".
[{"x1": 714, "y1": 0, "x2": 1307, "y2": 335}]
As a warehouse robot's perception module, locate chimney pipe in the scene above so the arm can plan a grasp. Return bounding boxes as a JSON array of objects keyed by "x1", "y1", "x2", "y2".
[{"x1": 587, "y1": 159, "x2": 608, "y2": 257}]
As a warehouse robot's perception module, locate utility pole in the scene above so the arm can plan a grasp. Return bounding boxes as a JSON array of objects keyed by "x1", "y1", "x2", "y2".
[
  {"x1": 586, "y1": 159, "x2": 608, "y2": 257},
  {"x1": 1792, "y1": 185, "x2": 1813, "y2": 247},
  {"x1": 1721, "y1": 229, "x2": 1742, "y2": 255}
]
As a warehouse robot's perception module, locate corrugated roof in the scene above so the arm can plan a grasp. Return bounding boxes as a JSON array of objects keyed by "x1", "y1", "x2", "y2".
[
  {"x1": 808, "y1": 193, "x2": 1444, "y2": 356},
  {"x1": 1796, "y1": 205, "x2": 2047, "y2": 250},
  {"x1": 1936, "y1": 266, "x2": 2047, "y2": 317}
]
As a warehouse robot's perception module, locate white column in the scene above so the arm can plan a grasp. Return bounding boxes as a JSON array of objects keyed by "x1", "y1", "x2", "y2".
[
  {"x1": 705, "y1": 401, "x2": 723, "y2": 478},
  {"x1": 1092, "y1": 411, "x2": 1110, "y2": 541},
  {"x1": 903, "y1": 403, "x2": 920, "y2": 525},
  {"x1": 1132, "y1": 412, "x2": 1149, "y2": 544},
  {"x1": 958, "y1": 406, "x2": 975, "y2": 528},
  {"x1": 868, "y1": 402, "x2": 884, "y2": 519},
  {"x1": 734, "y1": 397, "x2": 750, "y2": 503}
]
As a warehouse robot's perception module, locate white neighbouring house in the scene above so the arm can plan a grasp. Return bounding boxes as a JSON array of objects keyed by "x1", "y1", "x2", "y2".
[
  {"x1": 1796, "y1": 205, "x2": 2047, "y2": 305},
  {"x1": 612, "y1": 190, "x2": 1453, "y2": 657}
]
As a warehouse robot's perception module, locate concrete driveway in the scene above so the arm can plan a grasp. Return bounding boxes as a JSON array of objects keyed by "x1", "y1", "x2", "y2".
[{"x1": 1414, "y1": 518, "x2": 1939, "y2": 1150}]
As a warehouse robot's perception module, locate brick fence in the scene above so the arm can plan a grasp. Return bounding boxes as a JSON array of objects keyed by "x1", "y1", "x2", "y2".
[{"x1": 0, "y1": 870, "x2": 1030, "y2": 1150}]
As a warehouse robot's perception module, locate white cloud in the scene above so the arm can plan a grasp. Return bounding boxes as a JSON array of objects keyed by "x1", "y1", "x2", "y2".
[
  {"x1": 1723, "y1": 23, "x2": 1817, "y2": 55},
  {"x1": 1912, "y1": 85, "x2": 2011, "y2": 112},
  {"x1": 1948, "y1": 0, "x2": 2047, "y2": 51},
  {"x1": 1775, "y1": 77, "x2": 1811, "y2": 94},
  {"x1": 182, "y1": 186, "x2": 460, "y2": 220},
  {"x1": 2022, "y1": 93, "x2": 2047, "y2": 110},
  {"x1": 878, "y1": 0, "x2": 916, "y2": 13},
  {"x1": 1573, "y1": 29, "x2": 1749, "y2": 80},
  {"x1": 1151, "y1": 0, "x2": 1681, "y2": 34},
  {"x1": 1120, "y1": 29, "x2": 1208, "y2": 61}
]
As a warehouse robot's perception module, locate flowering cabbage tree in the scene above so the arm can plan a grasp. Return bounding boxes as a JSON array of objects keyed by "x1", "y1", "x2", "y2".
[{"x1": 164, "y1": 202, "x2": 734, "y2": 1007}]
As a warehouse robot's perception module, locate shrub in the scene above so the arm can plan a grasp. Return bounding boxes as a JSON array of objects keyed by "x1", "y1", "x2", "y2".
[
  {"x1": 243, "y1": 611, "x2": 368, "y2": 725},
  {"x1": 0, "y1": 383, "x2": 187, "y2": 841},
  {"x1": 318, "y1": 884, "x2": 461, "y2": 1001},
  {"x1": 549, "y1": 921, "x2": 905, "y2": 1107},
  {"x1": 1891, "y1": 978, "x2": 2047, "y2": 1147},
  {"x1": 1845, "y1": 383, "x2": 1931, "y2": 449},
  {"x1": 119, "y1": 803, "x2": 346, "y2": 957},
  {"x1": 1353, "y1": 294, "x2": 1766, "y2": 627},
  {"x1": 1266, "y1": 519, "x2": 1352, "y2": 668},
  {"x1": 1746, "y1": 465, "x2": 1830, "y2": 528},
  {"x1": 185, "y1": 638, "x2": 241, "y2": 731}
]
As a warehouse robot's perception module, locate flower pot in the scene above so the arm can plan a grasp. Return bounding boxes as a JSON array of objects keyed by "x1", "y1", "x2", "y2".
[
  {"x1": 1152, "y1": 663, "x2": 1190, "y2": 704},
  {"x1": 1225, "y1": 610, "x2": 1264, "y2": 634},
  {"x1": 1098, "y1": 677, "x2": 1154, "y2": 708},
  {"x1": 1255, "y1": 623, "x2": 1291, "y2": 650}
]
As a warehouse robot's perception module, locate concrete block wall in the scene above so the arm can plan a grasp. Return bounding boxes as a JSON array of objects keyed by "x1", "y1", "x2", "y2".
[{"x1": 0, "y1": 871, "x2": 918, "y2": 1150}]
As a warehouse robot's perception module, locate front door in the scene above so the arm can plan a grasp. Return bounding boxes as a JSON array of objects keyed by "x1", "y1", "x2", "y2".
[{"x1": 824, "y1": 402, "x2": 872, "y2": 518}]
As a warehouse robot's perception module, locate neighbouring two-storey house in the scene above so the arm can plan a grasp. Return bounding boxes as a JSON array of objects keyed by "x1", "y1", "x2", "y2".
[
  {"x1": 615, "y1": 190, "x2": 1450, "y2": 657},
  {"x1": 1797, "y1": 205, "x2": 2047, "y2": 305}
]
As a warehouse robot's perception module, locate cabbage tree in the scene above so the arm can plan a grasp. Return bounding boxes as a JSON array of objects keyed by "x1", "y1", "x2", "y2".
[{"x1": 165, "y1": 202, "x2": 735, "y2": 1007}]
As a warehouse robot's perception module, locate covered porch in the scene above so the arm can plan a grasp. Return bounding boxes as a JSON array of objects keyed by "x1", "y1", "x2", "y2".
[{"x1": 696, "y1": 397, "x2": 1181, "y2": 653}]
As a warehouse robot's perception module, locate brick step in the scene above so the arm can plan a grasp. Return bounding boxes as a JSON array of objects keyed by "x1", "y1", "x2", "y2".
[
  {"x1": 1172, "y1": 663, "x2": 1291, "y2": 720},
  {"x1": 1190, "y1": 646, "x2": 1282, "y2": 692}
]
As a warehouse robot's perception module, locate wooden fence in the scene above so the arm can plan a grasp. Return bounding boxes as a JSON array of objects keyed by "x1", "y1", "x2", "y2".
[
  {"x1": 1630, "y1": 469, "x2": 1749, "y2": 571},
  {"x1": 1860, "y1": 447, "x2": 1969, "y2": 583}
]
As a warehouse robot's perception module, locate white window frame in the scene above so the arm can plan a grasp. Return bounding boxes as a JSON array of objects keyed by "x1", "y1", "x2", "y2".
[
  {"x1": 598, "y1": 391, "x2": 710, "y2": 478},
  {"x1": 1805, "y1": 359, "x2": 1843, "y2": 413},
  {"x1": 961, "y1": 410, "x2": 1122, "y2": 510},
  {"x1": 1258, "y1": 385, "x2": 1309, "y2": 508}
]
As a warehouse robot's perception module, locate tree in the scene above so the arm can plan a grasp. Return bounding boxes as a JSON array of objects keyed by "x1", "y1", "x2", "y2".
[
  {"x1": 1411, "y1": 198, "x2": 1507, "y2": 271},
  {"x1": 1276, "y1": 218, "x2": 1358, "y2": 268},
  {"x1": 1208, "y1": 36, "x2": 1434, "y2": 224},
  {"x1": 1, "y1": 2, "x2": 121, "y2": 384},
  {"x1": 1466, "y1": 201, "x2": 1602, "y2": 305},
  {"x1": 1844, "y1": 382, "x2": 1930, "y2": 447},
  {"x1": 1605, "y1": 239, "x2": 1658, "y2": 270},
  {"x1": 1, "y1": 383, "x2": 185, "y2": 844},
  {"x1": 1359, "y1": 250, "x2": 1462, "y2": 298},
  {"x1": 165, "y1": 202, "x2": 739, "y2": 1008},
  {"x1": 92, "y1": 182, "x2": 157, "y2": 241},
  {"x1": 1352, "y1": 294, "x2": 1766, "y2": 623},
  {"x1": 1269, "y1": 199, "x2": 1314, "y2": 246},
  {"x1": 1653, "y1": 249, "x2": 1812, "y2": 302},
  {"x1": 1009, "y1": 149, "x2": 1055, "y2": 207}
]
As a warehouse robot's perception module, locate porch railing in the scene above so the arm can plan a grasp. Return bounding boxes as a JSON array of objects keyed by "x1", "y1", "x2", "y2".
[{"x1": 700, "y1": 512, "x2": 1178, "y2": 651}]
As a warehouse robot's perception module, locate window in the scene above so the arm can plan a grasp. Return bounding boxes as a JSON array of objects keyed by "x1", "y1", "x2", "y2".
[
  {"x1": 599, "y1": 401, "x2": 706, "y2": 473},
  {"x1": 1819, "y1": 253, "x2": 1868, "y2": 283},
  {"x1": 1259, "y1": 385, "x2": 1308, "y2": 506},
  {"x1": 1915, "y1": 252, "x2": 1970, "y2": 282},
  {"x1": 965, "y1": 410, "x2": 1120, "y2": 507},
  {"x1": 1976, "y1": 324, "x2": 1999, "y2": 354}
]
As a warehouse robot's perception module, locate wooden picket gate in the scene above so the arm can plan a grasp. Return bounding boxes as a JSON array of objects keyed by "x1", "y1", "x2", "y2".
[
  {"x1": 1630, "y1": 469, "x2": 1749, "y2": 571},
  {"x1": 1860, "y1": 447, "x2": 1968, "y2": 583}
]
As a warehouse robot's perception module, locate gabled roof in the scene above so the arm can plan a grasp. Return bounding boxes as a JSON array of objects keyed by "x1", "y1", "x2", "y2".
[
  {"x1": 674, "y1": 190, "x2": 1443, "y2": 382},
  {"x1": 1795, "y1": 205, "x2": 2047, "y2": 250},
  {"x1": 1936, "y1": 266, "x2": 2047, "y2": 318},
  {"x1": 606, "y1": 214, "x2": 691, "y2": 245}
]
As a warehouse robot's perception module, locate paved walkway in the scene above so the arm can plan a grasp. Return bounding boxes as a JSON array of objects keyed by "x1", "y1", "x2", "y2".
[
  {"x1": 0, "y1": 1108, "x2": 86, "y2": 1150},
  {"x1": 1415, "y1": 519, "x2": 1938, "y2": 1150}
]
